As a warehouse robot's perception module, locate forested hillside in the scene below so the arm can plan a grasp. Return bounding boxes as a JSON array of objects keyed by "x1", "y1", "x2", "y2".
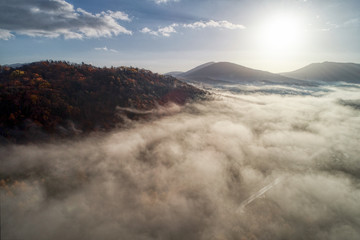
[{"x1": 0, "y1": 61, "x2": 206, "y2": 143}]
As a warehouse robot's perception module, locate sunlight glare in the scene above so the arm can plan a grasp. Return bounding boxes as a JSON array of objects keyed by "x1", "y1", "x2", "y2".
[{"x1": 257, "y1": 13, "x2": 306, "y2": 53}]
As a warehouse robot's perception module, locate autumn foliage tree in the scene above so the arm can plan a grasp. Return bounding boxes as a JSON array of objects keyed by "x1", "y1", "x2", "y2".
[{"x1": 0, "y1": 61, "x2": 206, "y2": 143}]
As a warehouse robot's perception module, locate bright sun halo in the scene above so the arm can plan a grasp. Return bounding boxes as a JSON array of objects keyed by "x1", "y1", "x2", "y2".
[{"x1": 257, "y1": 13, "x2": 306, "y2": 53}]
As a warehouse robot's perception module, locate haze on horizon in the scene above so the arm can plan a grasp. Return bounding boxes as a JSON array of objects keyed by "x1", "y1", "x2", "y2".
[{"x1": 1, "y1": 0, "x2": 360, "y2": 73}]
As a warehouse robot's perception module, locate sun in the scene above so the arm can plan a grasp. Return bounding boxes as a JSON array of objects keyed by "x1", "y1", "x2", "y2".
[{"x1": 256, "y1": 13, "x2": 306, "y2": 53}]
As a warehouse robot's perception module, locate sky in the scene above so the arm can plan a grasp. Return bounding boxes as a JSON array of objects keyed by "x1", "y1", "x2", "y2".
[{"x1": 0, "y1": 0, "x2": 360, "y2": 73}]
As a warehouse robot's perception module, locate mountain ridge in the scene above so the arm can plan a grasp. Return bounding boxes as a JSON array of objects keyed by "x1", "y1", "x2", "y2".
[
  {"x1": 175, "y1": 61, "x2": 304, "y2": 85},
  {"x1": 168, "y1": 61, "x2": 360, "y2": 85},
  {"x1": 281, "y1": 62, "x2": 360, "y2": 83}
]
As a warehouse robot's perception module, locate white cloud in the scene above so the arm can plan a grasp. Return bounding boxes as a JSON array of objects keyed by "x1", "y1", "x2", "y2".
[
  {"x1": 0, "y1": 0, "x2": 132, "y2": 40},
  {"x1": 140, "y1": 27, "x2": 152, "y2": 34},
  {"x1": 183, "y1": 20, "x2": 246, "y2": 30},
  {"x1": 101, "y1": 10, "x2": 131, "y2": 21},
  {"x1": 94, "y1": 46, "x2": 119, "y2": 53},
  {"x1": 141, "y1": 20, "x2": 245, "y2": 37},
  {"x1": 0, "y1": 29, "x2": 14, "y2": 40},
  {"x1": 158, "y1": 24, "x2": 178, "y2": 37},
  {"x1": 140, "y1": 27, "x2": 159, "y2": 36},
  {"x1": 140, "y1": 24, "x2": 178, "y2": 37},
  {"x1": 154, "y1": 0, "x2": 179, "y2": 4}
]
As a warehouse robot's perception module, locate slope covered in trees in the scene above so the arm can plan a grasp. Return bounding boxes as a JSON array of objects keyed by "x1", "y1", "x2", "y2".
[{"x1": 0, "y1": 61, "x2": 206, "y2": 143}]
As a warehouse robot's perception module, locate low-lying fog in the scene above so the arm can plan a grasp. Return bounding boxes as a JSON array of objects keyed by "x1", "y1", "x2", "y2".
[{"x1": 1, "y1": 83, "x2": 360, "y2": 240}]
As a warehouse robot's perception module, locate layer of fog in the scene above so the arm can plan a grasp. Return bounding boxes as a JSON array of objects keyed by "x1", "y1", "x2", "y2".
[{"x1": 1, "y1": 84, "x2": 360, "y2": 240}]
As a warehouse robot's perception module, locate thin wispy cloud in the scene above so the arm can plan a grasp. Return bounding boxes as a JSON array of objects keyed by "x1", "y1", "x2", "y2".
[
  {"x1": 183, "y1": 20, "x2": 245, "y2": 30},
  {"x1": 0, "y1": 0, "x2": 132, "y2": 40},
  {"x1": 140, "y1": 20, "x2": 245, "y2": 37},
  {"x1": 94, "y1": 46, "x2": 119, "y2": 53},
  {"x1": 342, "y1": 18, "x2": 359, "y2": 28},
  {"x1": 154, "y1": 0, "x2": 179, "y2": 4}
]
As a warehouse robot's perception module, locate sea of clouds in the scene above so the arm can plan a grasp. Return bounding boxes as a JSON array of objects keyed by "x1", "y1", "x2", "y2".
[{"x1": 1, "y1": 83, "x2": 360, "y2": 240}]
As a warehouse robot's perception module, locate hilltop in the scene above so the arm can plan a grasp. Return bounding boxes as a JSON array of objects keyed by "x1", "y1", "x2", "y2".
[
  {"x1": 281, "y1": 62, "x2": 360, "y2": 83},
  {"x1": 0, "y1": 61, "x2": 206, "y2": 143},
  {"x1": 170, "y1": 62, "x2": 303, "y2": 85}
]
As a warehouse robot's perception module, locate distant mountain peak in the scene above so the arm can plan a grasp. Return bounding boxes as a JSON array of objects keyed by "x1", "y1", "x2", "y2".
[
  {"x1": 181, "y1": 62, "x2": 216, "y2": 76},
  {"x1": 282, "y1": 62, "x2": 360, "y2": 83},
  {"x1": 4, "y1": 63, "x2": 27, "y2": 68},
  {"x1": 179, "y1": 61, "x2": 300, "y2": 85}
]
